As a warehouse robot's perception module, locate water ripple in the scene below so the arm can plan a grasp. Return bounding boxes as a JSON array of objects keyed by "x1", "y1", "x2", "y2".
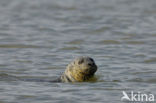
[
  {"x1": 144, "y1": 57, "x2": 156, "y2": 63},
  {"x1": 0, "y1": 44, "x2": 42, "y2": 48}
]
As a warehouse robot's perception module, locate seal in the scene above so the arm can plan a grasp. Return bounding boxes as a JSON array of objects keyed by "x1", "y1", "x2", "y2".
[{"x1": 60, "y1": 56, "x2": 97, "y2": 82}]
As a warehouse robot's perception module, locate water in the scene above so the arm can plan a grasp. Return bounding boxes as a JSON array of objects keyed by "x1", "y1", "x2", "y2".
[{"x1": 0, "y1": 0, "x2": 156, "y2": 103}]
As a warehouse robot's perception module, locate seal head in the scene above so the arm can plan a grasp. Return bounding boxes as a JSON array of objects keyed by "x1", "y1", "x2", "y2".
[{"x1": 61, "y1": 56, "x2": 97, "y2": 82}]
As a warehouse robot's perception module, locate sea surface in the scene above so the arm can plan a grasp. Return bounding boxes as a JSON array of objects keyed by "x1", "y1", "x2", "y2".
[{"x1": 0, "y1": 0, "x2": 156, "y2": 103}]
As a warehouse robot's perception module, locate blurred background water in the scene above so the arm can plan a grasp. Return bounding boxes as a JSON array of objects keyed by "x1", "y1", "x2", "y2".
[{"x1": 0, "y1": 0, "x2": 156, "y2": 103}]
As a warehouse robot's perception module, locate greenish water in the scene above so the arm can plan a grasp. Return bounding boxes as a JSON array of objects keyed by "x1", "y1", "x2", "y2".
[{"x1": 0, "y1": 0, "x2": 156, "y2": 103}]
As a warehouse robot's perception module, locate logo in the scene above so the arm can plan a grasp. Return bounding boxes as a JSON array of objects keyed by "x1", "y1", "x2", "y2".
[{"x1": 121, "y1": 91, "x2": 155, "y2": 102}]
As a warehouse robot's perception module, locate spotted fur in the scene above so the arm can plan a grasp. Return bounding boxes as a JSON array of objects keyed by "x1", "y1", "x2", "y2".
[{"x1": 60, "y1": 56, "x2": 97, "y2": 82}]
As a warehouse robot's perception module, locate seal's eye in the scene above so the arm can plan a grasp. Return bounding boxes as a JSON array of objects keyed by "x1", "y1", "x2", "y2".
[
  {"x1": 88, "y1": 63, "x2": 92, "y2": 66},
  {"x1": 78, "y1": 59, "x2": 84, "y2": 64},
  {"x1": 89, "y1": 58, "x2": 94, "y2": 62}
]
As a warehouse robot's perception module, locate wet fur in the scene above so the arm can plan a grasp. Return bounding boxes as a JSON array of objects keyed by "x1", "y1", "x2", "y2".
[{"x1": 61, "y1": 56, "x2": 97, "y2": 82}]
